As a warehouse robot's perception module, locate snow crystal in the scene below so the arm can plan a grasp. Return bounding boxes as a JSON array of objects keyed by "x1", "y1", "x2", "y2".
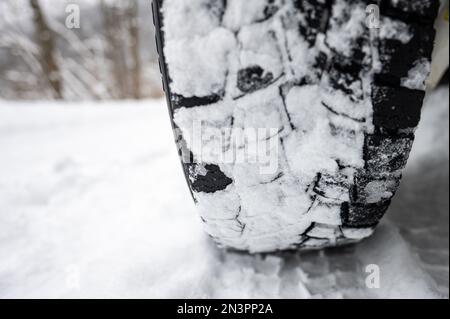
[
  {"x1": 401, "y1": 58, "x2": 432, "y2": 91},
  {"x1": 379, "y1": 17, "x2": 413, "y2": 44}
]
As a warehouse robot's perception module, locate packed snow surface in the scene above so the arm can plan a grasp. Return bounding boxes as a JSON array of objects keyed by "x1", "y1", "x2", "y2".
[{"x1": 0, "y1": 88, "x2": 448, "y2": 299}]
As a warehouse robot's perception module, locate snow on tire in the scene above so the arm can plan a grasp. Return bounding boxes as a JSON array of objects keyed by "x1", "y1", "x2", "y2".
[{"x1": 153, "y1": 0, "x2": 440, "y2": 253}]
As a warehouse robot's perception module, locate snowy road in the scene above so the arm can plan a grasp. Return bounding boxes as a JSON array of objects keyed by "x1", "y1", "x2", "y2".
[{"x1": 0, "y1": 88, "x2": 448, "y2": 299}]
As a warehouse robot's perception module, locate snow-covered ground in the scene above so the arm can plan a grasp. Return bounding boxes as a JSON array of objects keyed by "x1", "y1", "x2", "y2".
[{"x1": 0, "y1": 88, "x2": 448, "y2": 299}]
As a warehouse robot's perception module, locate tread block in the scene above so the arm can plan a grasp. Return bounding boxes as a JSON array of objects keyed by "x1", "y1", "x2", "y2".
[
  {"x1": 262, "y1": 0, "x2": 281, "y2": 21},
  {"x1": 364, "y1": 134, "x2": 414, "y2": 174},
  {"x1": 294, "y1": 0, "x2": 332, "y2": 47},
  {"x1": 341, "y1": 201, "x2": 391, "y2": 228},
  {"x1": 222, "y1": 0, "x2": 282, "y2": 30},
  {"x1": 326, "y1": 0, "x2": 372, "y2": 66},
  {"x1": 237, "y1": 66, "x2": 275, "y2": 93},
  {"x1": 189, "y1": 164, "x2": 233, "y2": 193},
  {"x1": 378, "y1": 23, "x2": 435, "y2": 82},
  {"x1": 372, "y1": 85, "x2": 425, "y2": 130},
  {"x1": 326, "y1": 57, "x2": 365, "y2": 102},
  {"x1": 379, "y1": 0, "x2": 440, "y2": 23},
  {"x1": 314, "y1": 173, "x2": 350, "y2": 202},
  {"x1": 352, "y1": 172, "x2": 400, "y2": 204}
]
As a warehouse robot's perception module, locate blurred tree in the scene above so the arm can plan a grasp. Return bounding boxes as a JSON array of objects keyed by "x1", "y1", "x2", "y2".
[
  {"x1": 128, "y1": 0, "x2": 142, "y2": 99},
  {"x1": 102, "y1": 0, "x2": 143, "y2": 99},
  {"x1": 102, "y1": 0, "x2": 127, "y2": 99},
  {"x1": 29, "y1": 0, "x2": 62, "y2": 99},
  {"x1": 0, "y1": 0, "x2": 161, "y2": 101}
]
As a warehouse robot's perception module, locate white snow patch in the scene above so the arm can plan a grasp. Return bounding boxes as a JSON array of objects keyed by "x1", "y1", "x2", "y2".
[
  {"x1": 326, "y1": 0, "x2": 367, "y2": 57},
  {"x1": 164, "y1": 28, "x2": 236, "y2": 97},
  {"x1": 401, "y1": 58, "x2": 432, "y2": 91},
  {"x1": 161, "y1": 0, "x2": 223, "y2": 40},
  {"x1": 379, "y1": 17, "x2": 413, "y2": 44}
]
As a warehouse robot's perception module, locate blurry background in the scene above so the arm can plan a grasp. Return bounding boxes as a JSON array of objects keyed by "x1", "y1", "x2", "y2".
[{"x1": 0, "y1": 0, "x2": 163, "y2": 101}]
